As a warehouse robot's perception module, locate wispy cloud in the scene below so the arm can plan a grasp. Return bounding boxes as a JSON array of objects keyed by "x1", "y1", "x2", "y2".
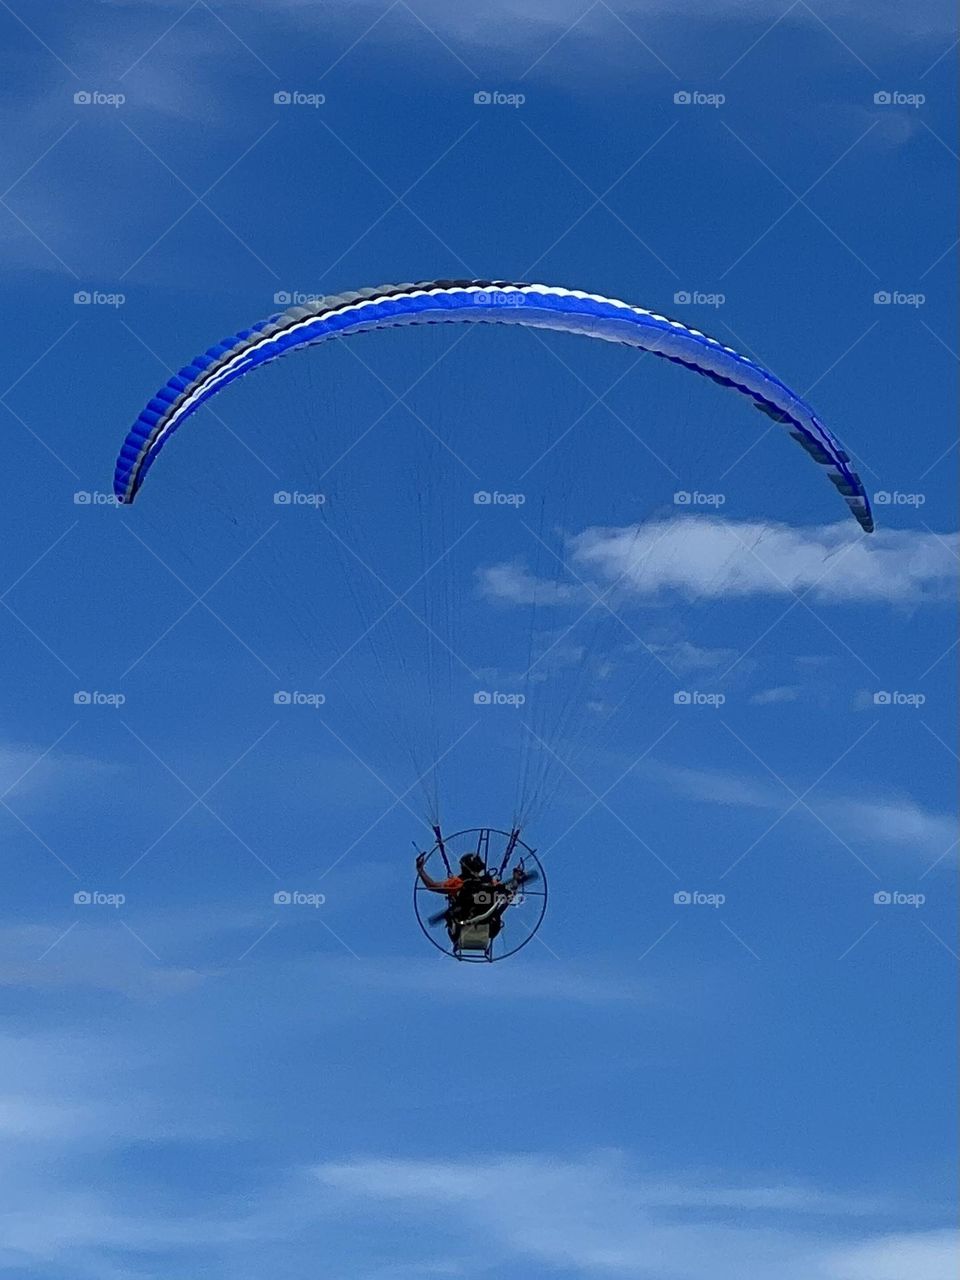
[
  {"x1": 829, "y1": 795, "x2": 957, "y2": 854},
  {"x1": 648, "y1": 638, "x2": 742, "y2": 672},
  {"x1": 657, "y1": 762, "x2": 957, "y2": 860},
  {"x1": 571, "y1": 519, "x2": 958, "y2": 606},
  {"x1": 822, "y1": 1229, "x2": 960, "y2": 1280},
  {"x1": 315, "y1": 1152, "x2": 956, "y2": 1279},
  {"x1": 478, "y1": 560, "x2": 582, "y2": 607},
  {"x1": 102, "y1": 0, "x2": 959, "y2": 42},
  {"x1": 0, "y1": 742, "x2": 117, "y2": 805},
  {"x1": 750, "y1": 685, "x2": 801, "y2": 704},
  {"x1": 480, "y1": 520, "x2": 957, "y2": 609}
]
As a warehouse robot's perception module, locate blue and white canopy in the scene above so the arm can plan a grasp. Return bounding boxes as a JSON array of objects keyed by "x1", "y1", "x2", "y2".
[{"x1": 114, "y1": 279, "x2": 873, "y2": 530}]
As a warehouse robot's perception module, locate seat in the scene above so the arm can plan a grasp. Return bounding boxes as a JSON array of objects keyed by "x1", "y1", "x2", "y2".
[{"x1": 456, "y1": 921, "x2": 492, "y2": 952}]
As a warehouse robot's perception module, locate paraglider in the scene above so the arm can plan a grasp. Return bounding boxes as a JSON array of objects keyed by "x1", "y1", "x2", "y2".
[
  {"x1": 114, "y1": 279, "x2": 873, "y2": 531},
  {"x1": 114, "y1": 278, "x2": 874, "y2": 962}
]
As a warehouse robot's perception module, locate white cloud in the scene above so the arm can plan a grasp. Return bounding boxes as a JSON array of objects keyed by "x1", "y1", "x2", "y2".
[
  {"x1": 750, "y1": 685, "x2": 801, "y2": 704},
  {"x1": 103, "y1": 0, "x2": 958, "y2": 41},
  {"x1": 315, "y1": 1153, "x2": 955, "y2": 1280},
  {"x1": 0, "y1": 1096, "x2": 89, "y2": 1141},
  {"x1": 0, "y1": 921, "x2": 214, "y2": 1000},
  {"x1": 823, "y1": 1229, "x2": 960, "y2": 1280},
  {"x1": 649, "y1": 639, "x2": 741, "y2": 672},
  {"x1": 568, "y1": 519, "x2": 958, "y2": 606},
  {"x1": 477, "y1": 561, "x2": 582, "y2": 607},
  {"x1": 0, "y1": 743, "x2": 118, "y2": 805},
  {"x1": 266, "y1": 953, "x2": 655, "y2": 1006},
  {"x1": 479, "y1": 520, "x2": 957, "y2": 611},
  {"x1": 657, "y1": 763, "x2": 957, "y2": 859},
  {"x1": 660, "y1": 762, "x2": 774, "y2": 810},
  {"x1": 420, "y1": 0, "x2": 956, "y2": 39},
  {"x1": 824, "y1": 796, "x2": 957, "y2": 854}
]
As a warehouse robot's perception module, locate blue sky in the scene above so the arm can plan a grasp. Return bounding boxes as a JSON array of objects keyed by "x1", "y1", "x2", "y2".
[{"x1": 0, "y1": 1, "x2": 957, "y2": 1276}]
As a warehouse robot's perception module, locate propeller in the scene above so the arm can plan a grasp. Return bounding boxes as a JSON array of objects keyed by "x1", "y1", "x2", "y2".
[{"x1": 424, "y1": 870, "x2": 540, "y2": 928}]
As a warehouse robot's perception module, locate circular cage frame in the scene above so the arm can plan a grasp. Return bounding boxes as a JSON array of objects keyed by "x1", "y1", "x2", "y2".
[{"x1": 413, "y1": 827, "x2": 548, "y2": 962}]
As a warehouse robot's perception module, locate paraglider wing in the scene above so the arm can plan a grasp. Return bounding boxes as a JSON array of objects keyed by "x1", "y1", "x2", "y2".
[{"x1": 114, "y1": 280, "x2": 873, "y2": 531}]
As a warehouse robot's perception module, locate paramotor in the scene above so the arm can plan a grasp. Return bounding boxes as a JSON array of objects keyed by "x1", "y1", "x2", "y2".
[{"x1": 413, "y1": 827, "x2": 548, "y2": 962}]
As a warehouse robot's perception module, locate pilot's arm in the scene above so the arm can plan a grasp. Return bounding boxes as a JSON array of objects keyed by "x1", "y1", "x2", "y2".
[{"x1": 416, "y1": 855, "x2": 459, "y2": 894}]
